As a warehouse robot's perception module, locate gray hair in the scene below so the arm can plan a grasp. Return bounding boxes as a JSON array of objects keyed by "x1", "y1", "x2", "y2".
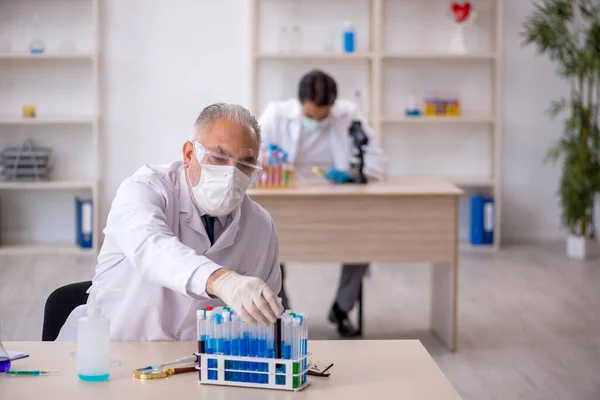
[{"x1": 192, "y1": 103, "x2": 261, "y2": 145}]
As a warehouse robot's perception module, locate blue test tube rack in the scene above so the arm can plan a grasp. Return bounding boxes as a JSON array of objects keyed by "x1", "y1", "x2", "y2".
[
  {"x1": 196, "y1": 353, "x2": 310, "y2": 391},
  {"x1": 196, "y1": 307, "x2": 310, "y2": 392}
]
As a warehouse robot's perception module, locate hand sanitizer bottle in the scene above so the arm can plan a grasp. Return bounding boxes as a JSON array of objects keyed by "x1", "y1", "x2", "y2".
[{"x1": 77, "y1": 305, "x2": 110, "y2": 382}]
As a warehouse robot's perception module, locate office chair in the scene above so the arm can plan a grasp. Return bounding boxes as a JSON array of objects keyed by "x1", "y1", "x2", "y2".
[{"x1": 42, "y1": 281, "x2": 92, "y2": 341}]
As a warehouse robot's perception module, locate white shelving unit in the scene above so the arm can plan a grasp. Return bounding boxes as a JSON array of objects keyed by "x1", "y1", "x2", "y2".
[
  {"x1": 0, "y1": 53, "x2": 95, "y2": 60},
  {"x1": 0, "y1": 180, "x2": 96, "y2": 191},
  {"x1": 380, "y1": 52, "x2": 497, "y2": 60},
  {"x1": 0, "y1": 244, "x2": 94, "y2": 255},
  {"x1": 250, "y1": 0, "x2": 503, "y2": 251},
  {"x1": 380, "y1": 115, "x2": 495, "y2": 124},
  {"x1": 256, "y1": 52, "x2": 373, "y2": 60},
  {"x1": 0, "y1": 0, "x2": 100, "y2": 254},
  {"x1": 0, "y1": 116, "x2": 95, "y2": 125}
]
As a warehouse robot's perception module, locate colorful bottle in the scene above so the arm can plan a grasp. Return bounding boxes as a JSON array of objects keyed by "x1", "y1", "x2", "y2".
[
  {"x1": 343, "y1": 21, "x2": 355, "y2": 53},
  {"x1": 423, "y1": 93, "x2": 437, "y2": 116}
]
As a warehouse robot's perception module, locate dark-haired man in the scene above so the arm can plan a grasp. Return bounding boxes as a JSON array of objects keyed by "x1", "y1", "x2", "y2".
[{"x1": 258, "y1": 70, "x2": 387, "y2": 337}]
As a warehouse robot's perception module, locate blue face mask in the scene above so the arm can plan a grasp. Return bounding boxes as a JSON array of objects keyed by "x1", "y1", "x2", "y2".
[{"x1": 301, "y1": 116, "x2": 325, "y2": 133}]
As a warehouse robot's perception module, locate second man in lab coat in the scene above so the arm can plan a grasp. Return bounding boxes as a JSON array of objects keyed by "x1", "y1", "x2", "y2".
[{"x1": 259, "y1": 70, "x2": 387, "y2": 337}]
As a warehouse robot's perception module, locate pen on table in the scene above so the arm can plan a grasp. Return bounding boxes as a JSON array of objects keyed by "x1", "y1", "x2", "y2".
[{"x1": 6, "y1": 370, "x2": 60, "y2": 376}]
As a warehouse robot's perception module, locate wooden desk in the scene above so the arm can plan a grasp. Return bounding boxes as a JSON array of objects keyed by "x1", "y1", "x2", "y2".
[
  {"x1": 2, "y1": 341, "x2": 462, "y2": 399},
  {"x1": 248, "y1": 178, "x2": 464, "y2": 350}
]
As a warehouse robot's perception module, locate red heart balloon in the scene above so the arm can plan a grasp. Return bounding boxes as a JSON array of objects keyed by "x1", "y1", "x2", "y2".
[{"x1": 451, "y1": 2, "x2": 471, "y2": 23}]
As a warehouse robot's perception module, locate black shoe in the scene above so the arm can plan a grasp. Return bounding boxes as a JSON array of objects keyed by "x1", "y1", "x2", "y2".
[{"x1": 328, "y1": 303, "x2": 361, "y2": 338}]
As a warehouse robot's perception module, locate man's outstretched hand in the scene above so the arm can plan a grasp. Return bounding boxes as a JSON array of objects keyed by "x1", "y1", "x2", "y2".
[{"x1": 208, "y1": 270, "x2": 281, "y2": 326}]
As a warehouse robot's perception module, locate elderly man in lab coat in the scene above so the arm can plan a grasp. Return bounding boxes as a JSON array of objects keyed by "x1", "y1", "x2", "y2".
[
  {"x1": 58, "y1": 103, "x2": 282, "y2": 341},
  {"x1": 259, "y1": 70, "x2": 387, "y2": 337}
]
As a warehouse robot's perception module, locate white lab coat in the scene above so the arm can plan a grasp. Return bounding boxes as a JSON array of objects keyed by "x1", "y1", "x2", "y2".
[
  {"x1": 57, "y1": 161, "x2": 281, "y2": 342},
  {"x1": 258, "y1": 98, "x2": 388, "y2": 179}
]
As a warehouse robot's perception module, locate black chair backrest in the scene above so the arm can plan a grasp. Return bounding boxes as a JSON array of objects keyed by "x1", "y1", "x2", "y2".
[{"x1": 42, "y1": 281, "x2": 92, "y2": 341}]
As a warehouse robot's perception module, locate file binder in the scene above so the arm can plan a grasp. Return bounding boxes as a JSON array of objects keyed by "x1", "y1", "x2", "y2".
[{"x1": 76, "y1": 197, "x2": 93, "y2": 248}]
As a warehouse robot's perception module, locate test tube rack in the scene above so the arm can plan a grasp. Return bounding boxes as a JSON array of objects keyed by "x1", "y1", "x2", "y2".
[
  {"x1": 254, "y1": 164, "x2": 296, "y2": 189},
  {"x1": 253, "y1": 143, "x2": 296, "y2": 189},
  {"x1": 195, "y1": 352, "x2": 310, "y2": 391}
]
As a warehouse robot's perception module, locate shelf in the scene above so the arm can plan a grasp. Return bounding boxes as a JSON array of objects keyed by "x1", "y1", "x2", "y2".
[
  {"x1": 0, "y1": 116, "x2": 95, "y2": 125},
  {"x1": 256, "y1": 52, "x2": 373, "y2": 60},
  {"x1": 0, "y1": 180, "x2": 96, "y2": 190},
  {"x1": 448, "y1": 177, "x2": 495, "y2": 187},
  {"x1": 381, "y1": 52, "x2": 497, "y2": 60},
  {"x1": 0, "y1": 244, "x2": 94, "y2": 255},
  {"x1": 0, "y1": 53, "x2": 95, "y2": 60},
  {"x1": 380, "y1": 115, "x2": 495, "y2": 124},
  {"x1": 460, "y1": 243, "x2": 497, "y2": 253}
]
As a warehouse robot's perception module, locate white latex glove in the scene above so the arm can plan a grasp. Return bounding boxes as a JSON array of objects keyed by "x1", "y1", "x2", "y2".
[{"x1": 212, "y1": 271, "x2": 282, "y2": 326}]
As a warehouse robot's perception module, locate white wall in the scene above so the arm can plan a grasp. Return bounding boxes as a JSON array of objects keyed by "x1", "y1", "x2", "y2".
[
  {"x1": 100, "y1": 0, "x2": 251, "y2": 226},
  {"x1": 501, "y1": 0, "x2": 567, "y2": 242},
  {"x1": 99, "y1": 0, "x2": 565, "y2": 243}
]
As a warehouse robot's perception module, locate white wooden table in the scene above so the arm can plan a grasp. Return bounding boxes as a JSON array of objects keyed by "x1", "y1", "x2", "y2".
[
  {"x1": 1, "y1": 340, "x2": 462, "y2": 399},
  {"x1": 248, "y1": 178, "x2": 464, "y2": 350}
]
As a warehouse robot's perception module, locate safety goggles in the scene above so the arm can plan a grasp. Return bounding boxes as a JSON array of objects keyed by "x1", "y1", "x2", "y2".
[{"x1": 192, "y1": 141, "x2": 262, "y2": 182}]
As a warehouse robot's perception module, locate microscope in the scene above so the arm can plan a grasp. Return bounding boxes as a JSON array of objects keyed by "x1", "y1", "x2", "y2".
[{"x1": 348, "y1": 120, "x2": 369, "y2": 184}]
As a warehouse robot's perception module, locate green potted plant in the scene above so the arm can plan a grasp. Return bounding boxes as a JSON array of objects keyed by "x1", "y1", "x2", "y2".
[{"x1": 523, "y1": 0, "x2": 600, "y2": 260}]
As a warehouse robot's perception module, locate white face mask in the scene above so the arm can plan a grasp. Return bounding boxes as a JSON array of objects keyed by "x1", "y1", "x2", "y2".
[
  {"x1": 189, "y1": 164, "x2": 252, "y2": 217},
  {"x1": 301, "y1": 116, "x2": 328, "y2": 134}
]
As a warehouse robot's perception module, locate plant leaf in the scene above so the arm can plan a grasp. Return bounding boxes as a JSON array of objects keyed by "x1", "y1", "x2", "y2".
[
  {"x1": 547, "y1": 98, "x2": 567, "y2": 118},
  {"x1": 545, "y1": 143, "x2": 562, "y2": 163}
]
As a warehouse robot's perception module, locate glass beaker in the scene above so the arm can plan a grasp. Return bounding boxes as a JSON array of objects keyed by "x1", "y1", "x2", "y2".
[
  {"x1": 29, "y1": 12, "x2": 46, "y2": 55},
  {"x1": 0, "y1": 309, "x2": 10, "y2": 373}
]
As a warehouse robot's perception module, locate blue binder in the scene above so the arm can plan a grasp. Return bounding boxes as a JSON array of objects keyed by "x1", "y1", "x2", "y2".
[
  {"x1": 470, "y1": 195, "x2": 494, "y2": 245},
  {"x1": 76, "y1": 197, "x2": 93, "y2": 248}
]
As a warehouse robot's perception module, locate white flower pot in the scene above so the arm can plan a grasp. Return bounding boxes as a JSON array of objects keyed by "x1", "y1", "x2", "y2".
[{"x1": 566, "y1": 235, "x2": 599, "y2": 260}]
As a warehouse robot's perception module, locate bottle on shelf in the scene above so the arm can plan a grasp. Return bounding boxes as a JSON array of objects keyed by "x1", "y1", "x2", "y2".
[
  {"x1": 278, "y1": 26, "x2": 290, "y2": 53},
  {"x1": 29, "y1": 12, "x2": 45, "y2": 55},
  {"x1": 423, "y1": 91, "x2": 437, "y2": 116},
  {"x1": 343, "y1": 21, "x2": 356, "y2": 53},
  {"x1": 324, "y1": 27, "x2": 336, "y2": 53},
  {"x1": 290, "y1": 25, "x2": 302, "y2": 53},
  {"x1": 353, "y1": 89, "x2": 365, "y2": 115},
  {"x1": 447, "y1": 92, "x2": 461, "y2": 116},
  {"x1": 405, "y1": 94, "x2": 421, "y2": 117}
]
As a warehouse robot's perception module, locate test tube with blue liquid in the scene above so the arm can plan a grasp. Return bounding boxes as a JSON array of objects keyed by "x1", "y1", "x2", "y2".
[
  {"x1": 231, "y1": 314, "x2": 241, "y2": 381},
  {"x1": 241, "y1": 320, "x2": 249, "y2": 382},
  {"x1": 221, "y1": 311, "x2": 231, "y2": 380},
  {"x1": 257, "y1": 325, "x2": 267, "y2": 383},
  {"x1": 297, "y1": 314, "x2": 308, "y2": 384},
  {"x1": 205, "y1": 307, "x2": 216, "y2": 380}
]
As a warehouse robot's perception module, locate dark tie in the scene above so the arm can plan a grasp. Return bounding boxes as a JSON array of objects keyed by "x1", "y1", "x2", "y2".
[{"x1": 201, "y1": 215, "x2": 216, "y2": 246}]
